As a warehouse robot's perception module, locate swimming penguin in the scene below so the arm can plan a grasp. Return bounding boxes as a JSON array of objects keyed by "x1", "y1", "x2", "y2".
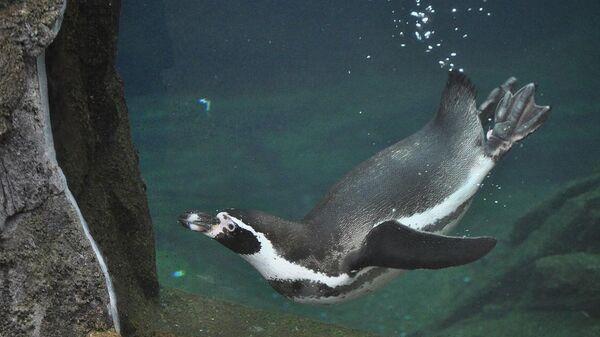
[{"x1": 178, "y1": 72, "x2": 550, "y2": 304}]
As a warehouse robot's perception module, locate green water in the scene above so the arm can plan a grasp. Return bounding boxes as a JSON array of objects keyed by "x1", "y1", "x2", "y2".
[{"x1": 118, "y1": 1, "x2": 600, "y2": 335}]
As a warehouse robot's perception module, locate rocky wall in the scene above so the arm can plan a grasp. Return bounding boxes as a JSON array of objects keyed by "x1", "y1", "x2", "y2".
[{"x1": 0, "y1": 1, "x2": 115, "y2": 336}]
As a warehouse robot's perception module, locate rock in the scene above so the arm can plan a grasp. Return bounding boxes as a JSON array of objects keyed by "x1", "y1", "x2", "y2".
[
  {"x1": 0, "y1": 40, "x2": 25, "y2": 140},
  {"x1": 0, "y1": 0, "x2": 115, "y2": 336},
  {"x1": 148, "y1": 288, "x2": 375, "y2": 337},
  {"x1": 0, "y1": 0, "x2": 66, "y2": 56},
  {"x1": 0, "y1": 0, "x2": 66, "y2": 141},
  {"x1": 414, "y1": 173, "x2": 600, "y2": 336},
  {"x1": 150, "y1": 332, "x2": 177, "y2": 337},
  {"x1": 45, "y1": 1, "x2": 160, "y2": 335},
  {"x1": 509, "y1": 173, "x2": 600, "y2": 247},
  {"x1": 87, "y1": 330, "x2": 122, "y2": 337},
  {"x1": 533, "y1": 252, "x2": 600, "y2": 310}
]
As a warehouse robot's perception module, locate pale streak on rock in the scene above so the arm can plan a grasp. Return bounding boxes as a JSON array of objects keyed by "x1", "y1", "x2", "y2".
[{"x1": 0, "y1": 1, "x2": 117, "y2": 335}]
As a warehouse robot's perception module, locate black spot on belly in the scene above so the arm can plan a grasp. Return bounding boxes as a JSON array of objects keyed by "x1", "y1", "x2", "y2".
[
  {"x1": 269, "y1": 279, "x2": 338, "y2": 299},
  {"x1": 268, "y1": 268, "x2": 389, "y2": 300}
]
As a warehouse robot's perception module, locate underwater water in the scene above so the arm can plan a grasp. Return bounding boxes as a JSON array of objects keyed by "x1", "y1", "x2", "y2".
[{"x1": 117, "y1": 0, "x2": 599, "y2": 336}]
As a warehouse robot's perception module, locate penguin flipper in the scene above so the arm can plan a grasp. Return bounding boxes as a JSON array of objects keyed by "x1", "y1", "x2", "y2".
[{"x1": 346, "y1": 221, "x2": 496, "y2": 271}]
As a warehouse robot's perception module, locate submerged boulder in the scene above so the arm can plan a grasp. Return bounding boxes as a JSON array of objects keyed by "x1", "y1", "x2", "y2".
[
  {"x1": 45, "y1": 1, "x2": 160, "y2": 335},
  {"x1": 1, "y1": 0, "x2": 159, "y2": 335},
  {"x1": 416, "y1": 173, "x2": 600, "y2": 337},
  {"x1": 147, "y1": 288, "x2": 376, "y2": 337},
  {"x1": 533, "y1": 252, "x2": 600, "y2": 310},
  {"x1": 0, "y1": 0, "x2": 114, "y2": 335}
]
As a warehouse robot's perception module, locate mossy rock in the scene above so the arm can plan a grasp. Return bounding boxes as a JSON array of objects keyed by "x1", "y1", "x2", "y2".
[
  {"x1": 533, "y1": 252, "x2": 600, "y2": 310},
  {"x1": 421, "y1": 310, "x2": 600, "y2": 337},
  {"x1": 88, "y1": 331, "x2": 121, "y2": 337},
  {"x1": 416, "y1": 173, "x2": 600, "y2": 336},
  {"x1": 147, "y1": 288, "x2": 375, "y2": 337}
]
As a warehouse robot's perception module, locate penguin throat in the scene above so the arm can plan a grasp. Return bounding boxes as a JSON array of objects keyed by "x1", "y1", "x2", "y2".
[{"x1": 223, "y1": 213, "x2": 361, "y2": 288}]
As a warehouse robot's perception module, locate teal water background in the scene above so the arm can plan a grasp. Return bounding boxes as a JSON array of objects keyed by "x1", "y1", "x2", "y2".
[{"x1": 117, "y1": 1, "x2": 599, "y2": 335}]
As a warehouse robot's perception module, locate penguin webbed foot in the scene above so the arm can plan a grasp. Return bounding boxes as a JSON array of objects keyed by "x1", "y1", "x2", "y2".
[
  {"x1": 481, "y1": 78, "x2": 551, "y2": 160},
  {"x1": 478, "y1": 76, "x2": 517, "y2": 125}
]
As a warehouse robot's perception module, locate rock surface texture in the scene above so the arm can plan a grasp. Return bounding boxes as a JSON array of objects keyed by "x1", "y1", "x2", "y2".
[
  {"x1": 417, "y1": 173, "x2": 600, "y2": 337},
  {"x1": 45, "y1": 1, "x2": 159, "y2": 335},
  {"x1": 0, "y1": 1, "x2": 114, "y2": 336},
  {"x1": 1, "y1": 0, "x2": 161, "y2": 336}
]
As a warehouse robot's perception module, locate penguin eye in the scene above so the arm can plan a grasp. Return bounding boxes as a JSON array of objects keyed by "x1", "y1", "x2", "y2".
[{"x1": 226, "y1": 223, "x2": 236, "y2": 232}]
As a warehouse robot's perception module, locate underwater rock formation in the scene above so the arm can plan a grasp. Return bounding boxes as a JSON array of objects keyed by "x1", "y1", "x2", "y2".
[
  {"x1": 45, "y1": 1, "x2": 159, "y2": 335},
  {"x1": 416, "y1": 173, "x2": 600, "y2": 337},
  {"x1": 147, "y1": 288, "x2": 376, "y2": 337},
  {"x1": 0, "y1": 0, "x2": 114, "y2": 336},
  {"x1": 533, "y1": 252, "x2": 600, "y2": 310}
]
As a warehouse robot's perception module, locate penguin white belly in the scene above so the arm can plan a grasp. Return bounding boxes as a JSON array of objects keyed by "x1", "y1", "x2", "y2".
[
  {"x1": 302, "y1": 189, "x2": 480, "y2": 304},
  {"x1": 394, "y1": 155, "x2": 494, "y2": 231}
]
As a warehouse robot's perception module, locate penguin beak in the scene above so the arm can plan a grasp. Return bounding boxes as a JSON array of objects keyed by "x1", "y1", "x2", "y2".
[{"x1": 178, "y1": 211, "x2": 216, "y2": 233}]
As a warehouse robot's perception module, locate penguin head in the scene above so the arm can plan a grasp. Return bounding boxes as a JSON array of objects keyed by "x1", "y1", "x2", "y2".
[{"x1": 179, "y1": 210, "x2": 262, "y2": 255}]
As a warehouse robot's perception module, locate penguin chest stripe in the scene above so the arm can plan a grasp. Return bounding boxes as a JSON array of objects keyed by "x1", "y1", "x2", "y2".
[
  {"x1": 243, "y1": 252, "x2": 352, "y2": 288},
  {"x1": 230, "y1": 216, "x2": 354, "y2": 288},
  {"x1": 390, "y1": 156, "x2": 494, "y2": 230}
]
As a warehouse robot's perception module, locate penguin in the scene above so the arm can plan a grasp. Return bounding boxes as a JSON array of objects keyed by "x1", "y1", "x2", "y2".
[{"x1": 178, "y1": 72, "x2": 550, "y2": 304}]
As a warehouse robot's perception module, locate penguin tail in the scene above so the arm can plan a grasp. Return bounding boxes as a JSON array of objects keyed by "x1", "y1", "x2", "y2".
[
  {"x1": 434, "y1": 71, "x2": 480, "y2": 135},
  {"x1": 480, "y1": 78, "x2": 551, "y2": 160}
]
